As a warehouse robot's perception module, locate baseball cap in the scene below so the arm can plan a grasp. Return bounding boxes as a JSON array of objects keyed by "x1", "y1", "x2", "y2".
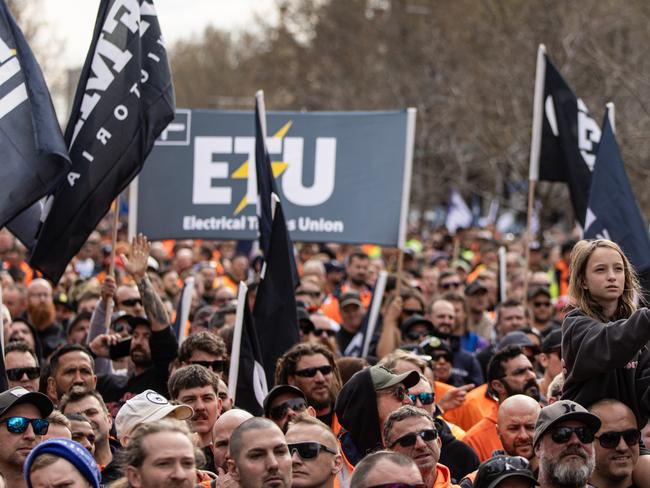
[
  {"x1": 541, "y1": 328, "x2": 562, "y2": 353},
  {"x1": 474, "y1": 455, "x2": 538, "y2": 488},
  {"x1": 419, "y1": 336, "x2": 452, "y2": 356},
  {"x1": 533, "y1": 399, "x2": 601, "y2": 446},
  {"x1": 369, "y1": 364, "x2": 420, "y2": 391},
  {"x1": 115, "y1": 390, "x2": 193, "y2": 441},
  {"x1": 399, "y1": 314, "x2": 435, "y2": 336},
  {"x1": 339, "y1": 291, "x2": 362, "y2": 309},
  {"x1": 528, "y1": 286, "x2": 551, "y2": 300},
  {"x1": 497, "y1": 331, "x2": 535, "y2": 351},
  {"x1": 263, "y1": 385, "x2": 306, "y2": 417},
  {"x1": 111, "y1": 311, "x2": 151, "y2": 331},
  {"x1": 465, "y1": 280, "x2": 488, "y2": 296},
  {"x1": 24, "y1": 438, "x2": 101, "y2": 488},
  {"x1": 0, "y1": 386, "x2": 53, "y2": 419},
  {"x1": 53, "y1": 292, "x2": 74, "y2": 311}
]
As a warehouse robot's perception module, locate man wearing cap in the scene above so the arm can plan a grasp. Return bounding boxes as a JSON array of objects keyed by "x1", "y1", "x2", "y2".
[
  {"x1": 114, "y1": 389, "x2": 193, "y2": 446},
  {"x1": 534, "y1": 400, "x2": 599, "y2": 488},
  {"x1": 0, "y1": 386, "x2": 54, "y2": 488},
  {"x1": 473, "y1": 455, "x2": 538, "y2": 488},
  {"x1": 538, "y1": 329, "x2": 562, "y2": 400},
  {"x1": 335, "y1": 364, "x2": 420, "y2": 468},
  {"x1": 23, "y1": 438, "x2": 101, "y2": 488},
  {"x1": 465, "y1": 280, "x2": 494, "y2": 341},
  {"x1": 528, "y1": 287, "x2": 558, "y2": 336},
  {"x1": 401, "y1": 314, "x2": 436, "y2": 347},
  {"x1": 337, "y1": 291, "x2": 365, "y2": 354},
  {"x1": 264, "y1": 385, "x2": 315, "y2": 433},
  {"x1": 384, "y1": 405, "x2": 454, "y2": 488},
  {"x1": 321, "y1": 251, "x2": 372, "y2": 324}
]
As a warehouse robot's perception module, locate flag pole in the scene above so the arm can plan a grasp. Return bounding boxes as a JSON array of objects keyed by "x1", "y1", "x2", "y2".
[
  {"x1": 228, "y1": 281, "x2": 248, "y2": 403},
  {"x1": 395, "y1": 248, "x2": 404, "y2": 297},
  {"x1": 524, "y1": 44, "x2": 547, "y2": 308},
  {"x1": 104, "y1": 198, "x2": 120, "y2": 329},
  {"x1": 606, "y1": 102, "x2": 615, "y2": 134}
]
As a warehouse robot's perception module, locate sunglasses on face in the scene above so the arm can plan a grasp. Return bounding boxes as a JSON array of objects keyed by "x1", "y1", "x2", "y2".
[
  {"x1": 119, "y1": 298, "x2": 142, "y2": 307},
  {"x1": 550, "y1": 426, "x2": 595, "y2": 444},
  {"x1": 189, "y1": 360, "x2": 226, "y2": 372},
  {"x1": 406, "y1": 330, "x2": 429, "y2": 341},
  {"x1": 312, "y1": 328, "x2": 336, "y2": 338},
  {"x1": 402, "y1": 308, "x2": 424, "y2": 317},
  {"x1": 431, "y1": 353, "x2": 452, "y2": 363},
  {"x1": 287, "y1": 441, "x2": 337, "y2": 460},
  {"x1": 407, "y1": 392, "x2": 435, "y2": 405},
  {"x1": 0, "y1": 416, "x2": 49, "y2": 435},
  {"x1": 389, "y1": 429, "x2": 438, "y2": 448},
  {"x1": 533, "y1": 301, "x2": 551, "y2": 307},
  {"x1": 380, "y1": 386, "x2": 409, "y2": 403},
  {"x1": 595, "y1": 429, "x2": 641, "y2": 449},
  {"x1": 6, "y1": 367, "x2": 40, "y2": 381},
  {"x1": 269, "y1": 398, "x2": 308, "y2": 420},
  {"x1": 293, "y1": 365, "x2": 333, "y2": 377},
  {"x1": 440, "y1": 281, "x2": 461, "y2": 290}
]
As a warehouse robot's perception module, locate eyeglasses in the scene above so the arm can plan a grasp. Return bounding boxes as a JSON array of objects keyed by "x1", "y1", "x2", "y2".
[
  {"x1": 550, "y1": 426, "x2": 595, "y2": 444},
  {"x1": 119, "y1": 298, "x2": 142, "y2": 307},
  {"x1": 389, "y1": 429, "x2": 438, "y2": 448},
  {"x1": 595, "y1": 429, "x2": 641, "y2": 449},
  {"x1": 402, "y1": 308, "x2": 424, "y2": 317},
  {"x1": 406, "y1": 330, "x2": 429, "y2": 341},
  {"x1": 112, "y1": 321, "x2": 131, "y2": 333},
  {"x1": 431, "y1": 353, "x2": 452, "y2": 363},
  {"x1": 379, "y1": 386, "x2": 409, "y2": 403},
  {"x1": 407, "y1": 392, "x2": 435, "y2": 405},
  {"x1": 533, "y1": 301, "x2": 551, "y2": 307},
  {"x1": 269, "y1": 398, "x2": 308, "y2": 420},
  {"x1": 293, "y1": 365, "x2": 333, "y2": 377},
  {"x1": 296, "y1": 290, "x2": 321, "y2": 298},
  {"x1": 6, "y1": 367, "x2": 41, "y2": 381},
  {"x1": 0, "y1": 416, "x2": 49, "y2": 435},
  {"x1": 440, "y1": 281, "x2": 461, "y2": 290},
  {"x1": 190, "y1": 360, "x2": 226, "y2": 372},
  {"x1": 311, "y1": 328, "x2": 336, "y2": 338},
  {"x1": 287, "y1": 441, "x2": 337, "y2": 460}
]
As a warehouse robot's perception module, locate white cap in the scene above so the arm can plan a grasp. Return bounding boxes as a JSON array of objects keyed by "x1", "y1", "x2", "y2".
[{"x1": 115, "y1": 390, "x2": 193, "y2": 442}]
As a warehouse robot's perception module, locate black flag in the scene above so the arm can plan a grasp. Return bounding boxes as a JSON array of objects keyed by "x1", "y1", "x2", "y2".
[
  {"x1": 531, "y1": 48, "x2": 600, "y2": 227},
  {"x1": 584, "y1": 110, "x2": 650, "y2": 276},
  {"x1": 0, "y1": 1, "x2": 69, "y2": 234},
  {"x1": 27, "y1": 0, "x2": 174, "y2": 282},
  {"x1": 252, "y1": 91, "x2": 299, "y2": 388}
]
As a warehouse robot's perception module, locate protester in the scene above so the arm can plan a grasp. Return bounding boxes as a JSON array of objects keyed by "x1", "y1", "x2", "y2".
[
  {"x1": 177, "y1": 331, "x2": 228, "y2": 380},
  {"x1": 23, "y1": 438, "x2": 101, "y2": 488},
  {"x1": 496, "y1": 395, "x2": 541, "y2": 470},
  {"x1": 473, "y1": 455, "x2": 538, "y2": 488},
  {"x1": 211, "y1": 408, "x2": 253, "y2": 472},
  {"x1": 285, "y1": 414, "x2": 343, "y2": 488},
  {"x1": 534, "y1": 400, "x2": 600, "y2": 488},
  {"x1": 349, "y1": 450, "x2": 424, "y2": 488},
  {"x1": 26, "y1": 278, "x2": 66, "y2": 359},
  {"x1": 63, "y1": 413, "x2": 96, "y2": 455},
  {"x1": 227, "y1": 417, "x2": 292, "y2": 488},
  {"x1": 43, "y1": 410, "x2": 72, "y2": 440},
  {"x1": 45, "y1": 344, "x2": 97, "y2": 404},
  {"x1": 0, "y1": 386, "x2": 54, "y2": 488},
  {"x1": 537, "y1": 329, "x2": 562, "y2": 400},
  {"x1": 528, "y1": 287, "x2": 558, "y2": 336},
  {"x1": 263, "y1": 384, "x2": 314, "y2": 433},
  {"x1": 4, "y1": 340, "x2": 41, "y2": 392}
]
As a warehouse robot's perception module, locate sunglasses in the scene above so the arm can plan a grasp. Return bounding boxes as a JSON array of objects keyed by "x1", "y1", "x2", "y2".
[
  {"x1": 431, "y1": 353, "x2": 452, "y2": 363},
  {"x1": 440, "y1": 281, "x2": 461, "y2": 290},
  {"x1": 119, "y1": 298, "x2": 142, "y2": 307},
  {"x1": 296, "y1": 290, "x2": 321, "y2": 298},
  {"x1": 550, "y1": 426, "x2": 595, "y2": 444},
  {"x1": 406, "y1": 330, "x2": 430, "y2": 341},
  {"x1": 293, "y1": 365, "x2": 333, "y2": 377},
  {"x1": 595, "y1": 429, "x2": 641, "y2": 449},
  {"x1": 408, "y1": 392, "x2": 435, "y2": 405},
  {"x1": 402, "y1": 308, "x2": 424, "y2": 317},
  {"x1": 533, "y1": 301, "x2": 551, "y2": 307},
  {"x1": 287, "y1": 441, "x2": 337, "y2": 460},
  {"x1": 112, "y1": 321, "x2": 131, "y2": 333},
  {"x1": 6, "y1": 367, "x2": 41, "y2": 381},
  {"x1": 269, "y1": 398, "x2": 307, "y2": 420},
  {"x1": 312, "y1": 328, "x2": 336, "y2": 338},
  {"x1": 380, "y1": 386, "x2": 409, "y2": 403},
  {"x1": 0, "y1": 416, "x2": 49, "y2": 435},
  {"x1": 190, "y1": 360, "x2": 226, "y2": 372},
  {"x1": 389, "y1": 429, "x2": 438, "y2": 448}
]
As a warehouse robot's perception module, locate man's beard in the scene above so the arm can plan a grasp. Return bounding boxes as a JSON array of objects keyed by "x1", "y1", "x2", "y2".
[
  {"x1": 504, "y1": 378, "x2": 541, "y2": 402},
  {"x1": 350, "y1": 276, "x2": 367, "y2": 287},
  {"x1": 28, "y1": 302, "x2": 56, "y2": 330},
  {"x1": 130, "y1": 346, "x2": 152, "y2": 367},
  {"x1": 540, "y1": 446, "x2": 594, "y2": 487},
  {"x1": 308, "y1": 387, "x2": 335, "y2": 411}
]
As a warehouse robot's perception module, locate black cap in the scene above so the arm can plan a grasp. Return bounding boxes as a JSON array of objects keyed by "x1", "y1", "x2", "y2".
[
  {"x1": 527, "y1": 286, "x2": 551, "y2": 300},
  {"x1": 339, "y1": 291, "x2": 362, "y2": 309},
  {"x1": 324, "y1": 260, "x2": 344, "y2": 273},
  {"x1": 474, "y1": 455, "x2": 538, "y2": 488},
  {"x1": 111, "y1": 311, "x2": 151, "y2": 330},
  {"x1": 53, "y1": 292, "x2": 74, "y2": 311},
  {"x1": 497, "y1": 331, "x2": 535, "y2": 351},
  {"x1": 400, "y1": 314, "x2": 435, "y2": 336},
  {"x1": 0, "y1": 387, "x2": 53, "y2": 418},
  {"x1": 263, "y1": 385, "x2": 306, "y2": 417},
  {"x1": 465, "y1": 280, "x2": 488, "y2": 296},
  {"x1": 419, "y1": 336, "x2": 452, "y2": 356},
  {"x1": 533, "y1": 400, "x2": 601, "y2": 446},
  {"x1": 541, "y1": 328, "x2": 562, "y2": 353}
]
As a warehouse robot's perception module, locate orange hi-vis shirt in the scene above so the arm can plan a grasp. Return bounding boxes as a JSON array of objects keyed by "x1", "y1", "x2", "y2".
[
  {"x1": 442, "y1": 383, "x2": 497, "y2": 432},
  {"x1": 321, "y1": 283, "x2": 372, "y2": 323},
  {"x1": 462, "y1": 401, "x2": 503, "y2": 462},
  {"x1": 432, "y1": 463, "x2": 460, "y2": 488}
]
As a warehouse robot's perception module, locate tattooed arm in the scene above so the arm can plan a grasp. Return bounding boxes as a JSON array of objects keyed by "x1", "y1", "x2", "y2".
[{"x1": 122, "y1": 234, "x2": 171, "y2": 332}]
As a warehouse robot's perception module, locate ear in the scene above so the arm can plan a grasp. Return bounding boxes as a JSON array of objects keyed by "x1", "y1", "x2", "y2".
[
  {"x1": 287, "y1": 375, "x2": 296, "y2": 387},
  {"x1": 46, "y1": 377, "x2": 57, "y2": 402},
  {"x1": 538, "y1": 353, "x2": 549, "y2": 369},
  {"x1": 92, "y1": 374, "x2": 97, "y2": 389},
  {"x1": 332, "y1": 454, "x2": 343, "y2": 475},
  {"x1": 227, "y1": 458, "x2": 239, "y2": 481},
  {"x1": 490, "y1": 379, "x2": 505, "y2": 398},
  {"x1": 126, "y1": 466, "x2": 141, "y2": 488},
  {"x1": 306, "y1": 406, "x2": 317, "y2": 418}
]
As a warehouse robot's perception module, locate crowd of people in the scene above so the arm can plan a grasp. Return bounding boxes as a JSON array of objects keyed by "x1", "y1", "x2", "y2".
[{"x1": 0, "y1": 223, "x2": 648, "y2": 488}]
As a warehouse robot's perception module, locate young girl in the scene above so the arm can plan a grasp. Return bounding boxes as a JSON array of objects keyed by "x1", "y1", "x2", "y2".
[{"x1": 562, "y1": 239, "x2": 650, "y2": 425}]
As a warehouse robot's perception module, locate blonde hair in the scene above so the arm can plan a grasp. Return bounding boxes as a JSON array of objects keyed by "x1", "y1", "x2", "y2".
[{"x1": 568, "y1": 239, "x2": 639, "y2": 321}]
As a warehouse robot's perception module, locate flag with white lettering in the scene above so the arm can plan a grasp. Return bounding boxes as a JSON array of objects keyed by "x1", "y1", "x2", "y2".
[
  {"x1": 252, "y1": 91, "x2": 299, "y2": 388},
  {"x1": 27, "y1": 0, "x2": 174, "y2": 282},
  {"x1": 530, "y1": 51, "x2": 600, "y2": 227},
  {"x1": 0, "y1": 1, "x2": 69, "y2": 236},
  {"x1": 584, "y1": 110, "x2": 650, "y2": 275}
]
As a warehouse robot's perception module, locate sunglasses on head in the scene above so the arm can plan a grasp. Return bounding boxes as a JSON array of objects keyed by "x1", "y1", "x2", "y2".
[
  {"x1": 190, "y1": 360, "x2": 226, "y2": 372},
  {"x1": 6, "y1": 367, "x2": 40, "y2": 381},
  {"x1": 595, "y1": 429, "x2": 641, "y2": 449},
  {"x1": 550, "y1": 426, "x2": 595, "y2": 444},
  {"x1": 0, "y1": 416, "x2": 49, "y2": 435},
  {"x1": 389, "y1": 429, "x2": 438, "y2": 448},
  {"x1": 408, "y1": 392, "x2": 435, "y2": 405},
  {"x1": 269, "y1": 398, "x2": 307, "y2": 420},
  {"x1": 312, "y1": 328, "x2": 336, "y2": 338},
  {"x1": 119, "y1": 298, "x2": 142, "y2": 307},
  {"x1": 293, "y1": 365, "x2": 333, "y2": 377},
  {"x1": 287, "y1": 441, "x2": 337, "y2": 460}
]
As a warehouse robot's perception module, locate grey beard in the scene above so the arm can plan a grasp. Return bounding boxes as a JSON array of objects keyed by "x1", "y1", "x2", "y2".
[{"x1": 540, "y1": 452, "x2": 595, "y2": 488}]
